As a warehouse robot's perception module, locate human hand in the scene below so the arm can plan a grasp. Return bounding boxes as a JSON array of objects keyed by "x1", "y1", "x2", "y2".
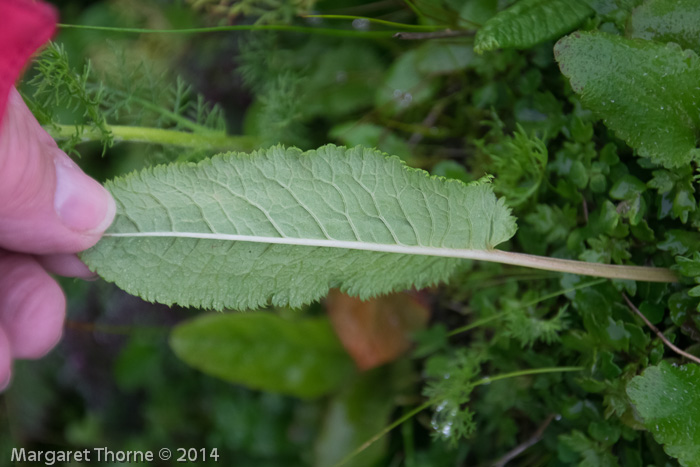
[{"x1": 0, "y1": 0, "x2": 116, "y2": 390}]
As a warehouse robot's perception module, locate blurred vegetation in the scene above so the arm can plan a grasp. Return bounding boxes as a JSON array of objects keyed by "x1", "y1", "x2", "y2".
[{"x1": 3, "y1": 0, "x2": 700, "y2": 466}]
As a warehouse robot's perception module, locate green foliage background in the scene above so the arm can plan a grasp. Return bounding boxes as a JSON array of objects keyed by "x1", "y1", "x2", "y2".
[{"x1": 2, "y1": 0, "x2": 700, "y2": 466}]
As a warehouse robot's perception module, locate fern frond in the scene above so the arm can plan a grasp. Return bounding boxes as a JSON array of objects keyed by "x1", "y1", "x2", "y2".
[
  {"x1": 26, "y1": 43, "x2": 113, "y2": 154},
  {"x1": 504, "y1": 303, "x2": 568, "y2": 347}
]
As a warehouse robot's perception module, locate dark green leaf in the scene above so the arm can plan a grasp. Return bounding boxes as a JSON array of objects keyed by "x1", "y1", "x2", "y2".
[
  {"x1": 609, "y1": 174, "x2": 646, "y2": 200},
  {"x1": 627, "y1": 0, "x2": 700, "y2": 53},
  {"x1": 657, "y1": 230, "x2": 700, "y2": 256},
  {"x1": 555, "y1": 32, "x2": 700, "y2": 168},
  {"x1": 475, "y1": 0, "x2": 593, "y2": 53},
  {"x1": 170, "y1": 313, "x2": 355, "y2": 398},
  {"x1": 415, "y1": 41, "x2": 476, "y2": 74},
  {"x1": 627, "y1": 362, "x2": 700, "y2": 466}
]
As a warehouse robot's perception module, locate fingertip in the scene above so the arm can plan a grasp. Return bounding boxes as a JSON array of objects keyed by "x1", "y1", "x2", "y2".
[
  {"x1": 53, "y1": 155, "x2": 117, "y2": 237},
  {"x1": 0, "y1": 253, "x2": 65, "y2": 359},
  {"x1": 0, "y1": 91, "x2": 116, "y2": 254},
  {"x1": 37, "y1": 253, "x2": 97, "y2": 279}
]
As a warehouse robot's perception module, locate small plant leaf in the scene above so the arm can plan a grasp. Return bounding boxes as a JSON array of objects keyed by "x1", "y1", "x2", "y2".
[
  {"x1": 555, "y1": 31, "x2": 700, "y2": 168},
  {"x1": 627, "y1": 361, "x2": 700, "y2": 467},
  {"x1": 376, "y1": 49, "x2": 439, "y2": 115},
  {"x1": 81, "y1": 145, "x2": 516, "y2": 311},
  {"x1": 169, "y1": 313, "x2": 355, "y2": 399},
  {"x1": 474, "y1": 0, "x2": 593, "y2": 53},
  {"x1": 627, "y1": 0, "x2": 700, "y2": 53}
]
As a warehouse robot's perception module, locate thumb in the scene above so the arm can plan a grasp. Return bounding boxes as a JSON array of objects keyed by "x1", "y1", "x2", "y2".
[{"x1": 0, "y1": 88, "x2": 116, "y2": 254}]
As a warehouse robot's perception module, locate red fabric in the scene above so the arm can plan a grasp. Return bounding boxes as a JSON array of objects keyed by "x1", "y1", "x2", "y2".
[{"x1": 0, "y1": 0, "x2": 56, "y2": 125}]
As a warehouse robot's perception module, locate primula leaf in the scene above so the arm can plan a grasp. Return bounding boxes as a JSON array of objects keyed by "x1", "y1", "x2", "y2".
[
  {"x1": 555, "y1": 32, "x2": 700, "y2": 168},
  {"x1": 627, "y1": 0, "x2": 700, "y2": 53},
  {"x1": 170, "y1": 313, "x2": 355, "y2": 399},
  {"x1": 81, "y1": 145, "x2": 516, "y2": 311},
  {"x1": 627, "y1": 362, "x2": 700, "y2": 467},
  {"x1": 474, "y1": 0, "x2": 593, "y2": 53}
]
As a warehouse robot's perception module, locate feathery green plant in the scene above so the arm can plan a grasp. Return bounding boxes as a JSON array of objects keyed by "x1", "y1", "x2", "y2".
[{"x1": 24, "y1": 42, "x2": 253, "y2": 157}]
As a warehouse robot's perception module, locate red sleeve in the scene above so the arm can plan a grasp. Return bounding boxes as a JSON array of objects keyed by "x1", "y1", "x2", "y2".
[{"x1": 0, "y1": 0, "x2": 57, "y2": 125}]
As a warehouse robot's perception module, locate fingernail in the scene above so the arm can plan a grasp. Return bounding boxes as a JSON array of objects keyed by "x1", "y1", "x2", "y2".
[{"x1": 54, "y1": 159, "x2": 116, "y2": 234}]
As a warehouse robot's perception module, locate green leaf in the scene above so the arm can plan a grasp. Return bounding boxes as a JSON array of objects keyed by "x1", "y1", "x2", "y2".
[
  {"x1": 330, "y1": 122, "x2": 411, "y2": 161},
  {"x1": 558, "y1": 430, "x2": 621, "y2": 466},
  {"x1": 304, "y1": 42, "x2": 384, "y2": 118},
  {"x1": 554, "y1": 31, "x2": 700, "y2": 168},
  {"x1": 81, "y1": 145, "x2": 516, "y2": 310},
  {"x1": 474, "y1": 0, "x2": 593, "y2": 53},
  {"x1": 376, "y1": 49, "x2": 440, "y2": 115},
  {"x1": 169, "y1": 313, "x2": 355, "y2": 398},
  {"x1": 315, "y1": 365, "x2": 406, "y2": 467},
  {"x1": 415, "y1": 41, "x2": 476, "y2": 74},
  {"x1": 627, "y1": 0, "x2": 700, "y2": 53},
  {"x1": 627, "y1": 362, "x2": 700, "y2": 467}
]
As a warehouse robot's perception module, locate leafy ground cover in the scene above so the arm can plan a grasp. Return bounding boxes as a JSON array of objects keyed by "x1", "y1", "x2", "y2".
[{"x1": 2, "y1": 0, "x2": 700, "y2": 465}]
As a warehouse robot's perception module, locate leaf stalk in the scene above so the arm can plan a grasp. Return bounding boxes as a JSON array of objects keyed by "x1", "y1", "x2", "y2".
[{"x1": 47, "y1": 124, "x2": 257, "y2": 152}]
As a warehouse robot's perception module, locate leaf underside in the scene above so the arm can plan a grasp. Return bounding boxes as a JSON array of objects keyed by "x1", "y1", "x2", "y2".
[
  {"x1": 474, "y1": 0, "x2": 593, "y2": 53},
  {"x1": 555, "y1": 31, "x2": 700, "y2": 168},
  {"x1": 81, "y1": 144, "x2": 516, "y2": 311}
]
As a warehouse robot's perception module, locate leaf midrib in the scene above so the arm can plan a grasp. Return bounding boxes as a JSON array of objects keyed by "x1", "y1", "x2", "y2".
[{"x1": 101, "y1": 232, "x2": 678, "y2": 283}]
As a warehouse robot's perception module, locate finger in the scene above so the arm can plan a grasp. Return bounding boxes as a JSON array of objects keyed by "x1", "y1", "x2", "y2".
[
  {"x1": 0, "y1": 252, "x2": 65, "y2": 359},
  {"x1": 0, "y1": 327, "x2": 10, "y2": 391},
  {"x1": 0, "y1": 88, "x2": 116, "y2": 254},
  {"x1": 37, "y1": 253, "x2": 97, "y2": 279}
]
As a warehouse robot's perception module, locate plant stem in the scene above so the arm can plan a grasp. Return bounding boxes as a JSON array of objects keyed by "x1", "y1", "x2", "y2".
[
  {"x1": 475, "y1": 250, "x2": 677, "y2": 283},
  {"x1": 90, "y1": 84, "x2": 218, "y2": 136},
  {"x1": 622, "y1": 294, "x2": 700, "y2": 365},
  {"x1": 332, "y1": 366, "x2": 583, "y2": 467},
  {"x1": 303, "y1": 14, "x2": 446, "y2": 31},
  {"x1": 473, "y1": 366, "x2": 583, "y2": 386},
  {"x1": 394, "y1": 30, "x2": 476, "y2": 40},
  {"x1": 448, "y1": 278, "x2": 607, "y2": 337},
  {"x1": 58, "y1": 23, "x2": 398, "y2": 39},
  {"x1": 47, "y1": 124, "x2": 257, "y2": 152},
  {"x1": 449, "y1": 313, "x2": 506, "y2": 337},
  {"x1": 333, "y1": 401, "x2": 432, "y2": 467},
  {"x1": 489, "y1": 414, "x2": 554, "y2": 467}
]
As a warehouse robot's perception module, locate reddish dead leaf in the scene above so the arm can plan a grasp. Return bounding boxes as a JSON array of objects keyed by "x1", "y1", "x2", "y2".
[{"x1": 326, "y1": 290, "x2": 430, "y2": 371}]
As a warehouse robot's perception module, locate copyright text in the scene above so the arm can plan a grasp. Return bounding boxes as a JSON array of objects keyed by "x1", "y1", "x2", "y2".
[{"x1": 10, "y1": 447, "x2": 219, "y2": 464}]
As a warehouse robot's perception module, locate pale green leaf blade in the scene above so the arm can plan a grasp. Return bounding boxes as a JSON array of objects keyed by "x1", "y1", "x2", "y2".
[
  {"x1": 555, "y1": 31, "x2": 700, "y2": 168},
  {"x1": 627, "y1": 361, "x2": 700, "y2": 467},
  {"x1": 170, "y1": 313, "x2": 355, "y2": 398},
  {"x1": 81, "y1": 145, "x2": 516, "y2": 311},
  {"x1": 627, "y1": 0, "x2": 700, "y2": 53},
  {"x1": 474, "y1": 0, "x2": 593, "y2": 53}
]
